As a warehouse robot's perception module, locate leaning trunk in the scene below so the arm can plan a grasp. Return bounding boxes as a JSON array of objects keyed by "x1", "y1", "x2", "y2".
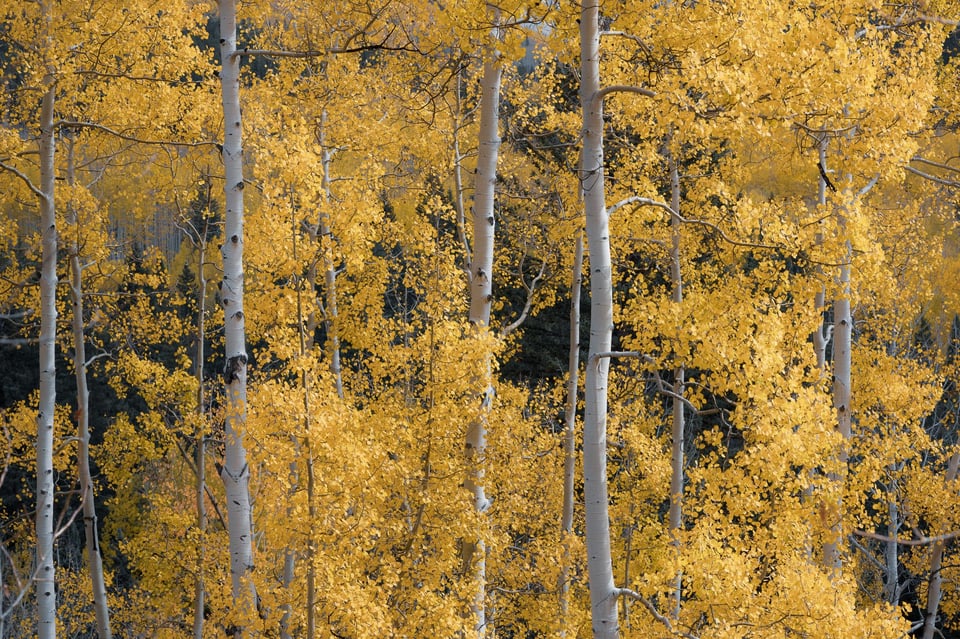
[
  {"x1": 66, "y1": 138, "x2": 111, "y2": 639},
  {"x1": 218, "y1": 0, "x2": 257, "y2": 631},
  {"x1": 580, "y1": 3, "x2": 619, "y2": 636},
  {"x1": 921, "y1": 452, "x2": 960, "y2": 639}
]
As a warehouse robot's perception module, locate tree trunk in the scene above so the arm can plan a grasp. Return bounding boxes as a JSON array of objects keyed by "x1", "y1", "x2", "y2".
[
  {"x1": 560, "y1": 233, "x2": 584, "y2": 635},
  {"x1": 36, "y1": 75, "x2": 58, "y2": 639},
  {"x1": 193, "y1": 229, "x2": 209, "y2": 639},
  {"x1": 579, "y1": 2, "x2": 619, "y2": 636},
  {"x1": 66, "y1": 138, "x2": 112, "y2": 639},
  {"x1": 921, "y1": 452, "x2": 960, "y2": 639},
  {"x1": 667, "y1": 152, "x2": 684, "y2": 620},
  {"x1": 462, "y1": 22, "x2": 502, "y2": 636},
  {"x1": 218, "y1": 0, "x2": 257, "y2": 632}
]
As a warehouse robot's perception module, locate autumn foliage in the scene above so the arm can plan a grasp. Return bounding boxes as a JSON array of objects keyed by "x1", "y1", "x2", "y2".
[{"x1": 2, "y1": 1, "x2": 960, "y2": 638}]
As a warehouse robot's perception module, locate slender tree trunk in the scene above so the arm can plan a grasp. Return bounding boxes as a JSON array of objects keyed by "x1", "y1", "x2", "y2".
[
  {"x1": 317, "y1": 112, "x2": 344, "y2": 400},
  {"x1": 462, "y1": 22, "x2": 502, "y2": 636},
  {"x1": 218, "y1": 1, "x2": 256, "y2": 631},
  {"x1": 667, "y1": 152, "x2": 684, "y2": 620},
  {"x1": 193, "y1": 231, "x2": 209, "y2": 639},
  {"x1": 36, "y1": 76, "x2": 58, "y2": 639},
  {"x1": 921, "y1": 452, "x2": 960, "y2": 639},
  {"x1": 65, "y1": 138, "x2": 111, "y2": 639},
  {"x1": 580, "y1": 3, "x2": 619, "y2": 635},
  {"x1": 883, "y1": 475, "x2": 899, "y2": 604},
  {"x1": 559, "y1": 233, "x2": 583, "y2": 635},
  {"x1": 825, "y1": 231, "x2": 852, "y2": 572}
]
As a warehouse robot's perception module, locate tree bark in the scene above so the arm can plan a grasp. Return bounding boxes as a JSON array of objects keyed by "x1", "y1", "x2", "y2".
[
  {"x1": 560, "y1": 233, "x2": 583, "y2": 635},
  {"x1": 218, "y1": 0, "x2": 257, "y2": 632},
  {"x1": 193, "y1": 225, "x2": 209, "y2": 639},
  {"x1": 462, "y1": 19, "x2": 502, "y2": 636},
  {"x1": 921, "y1": 452, "x2": 960, "y2": 639},
  {"x1": 580, "y1": 2, "x2": 620, "y2": 635},
  {"x1": 36, "y1": 73, "x2": 58, "y2": 639},
  {"x1": 667, "y1": 152, "x2": 684, "y2": 620},
  {"x1": 66, "y1": 138, "x2": 112, "y2": 639}
]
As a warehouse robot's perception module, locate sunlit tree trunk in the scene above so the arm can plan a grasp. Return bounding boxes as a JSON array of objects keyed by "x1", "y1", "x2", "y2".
[
  {"x1": 218, "y1": 0, "x2": 257, "y2": 632},
  {"x1": 560, "y1": 233, "x2": 583, "y2": 635},
  {"x1": 36, "y1": 74, "x2": 58, "y2": 639},
  {"x1": 65, "y1": 138, "x2": 111, "y2": 639},
  {"x1": 462, "y1": 18, "x2": 502, "y2": 636},
  {"x1": 921, "y1": 452, "x2": 960, "y2": 639},
  {"x1": 580, "y1": 2, "x2": 619, "y2": 635}
]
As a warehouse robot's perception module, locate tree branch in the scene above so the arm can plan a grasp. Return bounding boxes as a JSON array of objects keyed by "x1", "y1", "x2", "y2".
[
  {"x1": 613, "y1": 588, "x2": 700, "y2": 639},
  {"x1": 904, "y1": 165, "x2": 960, "y2": 188},
  {"x1": 58, "y1": 121, "x2": 218, "y2": 148},
  {"x1": 0, "y1": 161, "x2": 46, "y2": 200},
  {"x1": 852, "y1": 529, "x2": 960, "y2": 547},
  {"x1": 610, "y1": 196, "x2": 780, "y2": 250},
  {"x1": 596, "y1": 84, "x2": 656, "y2": 104}
]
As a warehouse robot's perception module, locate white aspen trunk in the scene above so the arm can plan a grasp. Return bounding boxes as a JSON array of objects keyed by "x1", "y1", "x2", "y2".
[
  {"x1": 66, "y1": 139, "x2": 111, "y2": 639},
  {"x1": 812, "y1": 142, "x2": 831, "y2": 371},
  {"x1": 559, "y1": 233, "x2": 584, "y2": 635},
  {"x1": 462, "y1": 23, "x2": 502, "y2": 636},
  {"x1": 824, "y1": 238, "x2": 852, "y2": 572},
  {"x1": 580, "y1": 3, "x2": 620, "y2": 636},
  {"x1": 318, "y1": 113, "x2": 344, "y2": 400},
  {"x1": 921, "y1": 452, "x2": 960, "y2": 639},
  {"x1": 193, "y1": 233, "x2": 209, "y2": 639},
  {"x1": 218, "y1": 1, "x2": 257, "y2": 631},
  {"x1": 667, "y1": 153, "x2": 684, "y2": 620},
  {"x1": 883, "y1": 477, "x2": 898, "y2": 604},
  {"x1": 36, "y1": 77, "x2": 57, "y2": 639}
]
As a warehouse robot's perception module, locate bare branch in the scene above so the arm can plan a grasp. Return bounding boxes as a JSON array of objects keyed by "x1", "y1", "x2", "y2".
[
  {"x1": 0, "y1": 161, "x2": 46, "y2": 200},
  {"x1": 500, "y1": 259, "x2": 547, "y2": 338},
  {"x1": 852, "y1": 528, "x2": 960, "y2": 547},
  {"x1": 596, "y1": 84, "x2": 656, "y2": 104},
  {"x1": 911, "y1": 156, "x2": 960, "y2": 174},
  {"x1": 611, "y1": 196, "x2": 780, "y2": 250},
  {"x1": 614, "y1": 588, "x2": 701, "y2": 639},
  {"x1": 58, "y1": 121, "x2": 218, "y2": 149},
  {"x1": 904, "y1": 165, "x2": 960, "y2": 188},
  {"x1": 600, "y1": 30, "x2": 653, "y2": 55}
]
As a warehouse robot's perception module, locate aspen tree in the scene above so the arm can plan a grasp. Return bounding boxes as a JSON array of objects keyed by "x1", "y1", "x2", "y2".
[
  {"x1": 578, "y1": 3, "x2": 620, "y2": 634},
  {"x1": 0, "y1": 7, "x2": 59, "y2": 630},
  {"x1": 217, "y1": 0, "x2": 257, "y2": 631},
  {"x1": 64, "y1": 137, "x2": 111, "y2": 639},
  {"x1": 462, "y1": 9, "x2": 502, "y2": 634}
]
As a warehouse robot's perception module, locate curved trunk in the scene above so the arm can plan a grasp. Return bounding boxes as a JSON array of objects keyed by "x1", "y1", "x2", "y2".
[
  {"x1": 66, "y1": 139, "x2": 111, "y2": 639},
  {"x1": 921, "y1": 452, "x2": 960, "y2": 639},
  {"x1": 580, "y1": 3, "x2": 619, "y2": 636}
]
